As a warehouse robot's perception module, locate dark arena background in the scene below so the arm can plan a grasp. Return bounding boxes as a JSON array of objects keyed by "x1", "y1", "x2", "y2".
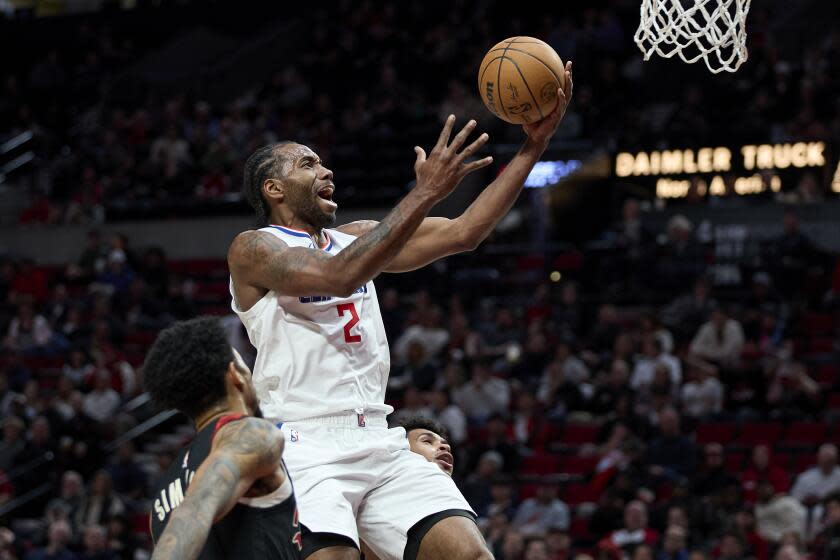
[{"x1": 3, "y1": 0, "x2": 840, "y2": 559}]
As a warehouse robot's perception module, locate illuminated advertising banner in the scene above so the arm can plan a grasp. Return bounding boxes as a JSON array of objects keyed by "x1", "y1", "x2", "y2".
[{"x1": 613, "y1": 142, "x2": 839, "y2": 199}]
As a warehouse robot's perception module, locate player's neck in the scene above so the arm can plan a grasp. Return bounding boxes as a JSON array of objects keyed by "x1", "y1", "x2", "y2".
[
  {"x1": 193, "y1": 400, "x2": 249, "y2": 432},
  {"x1": 269, "y1": 214, "x2": 326, "y2": 246}
]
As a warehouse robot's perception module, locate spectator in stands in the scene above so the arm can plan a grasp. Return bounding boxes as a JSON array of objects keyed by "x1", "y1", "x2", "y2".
[
  {"x1": 393, "y1": 305, "x2": 449, "y2": 364},
  {"x1": 766, "y1": 362, "x2": 820, "y2": 421},
  {"x1": 717, "y1": 532, "x2": 747, "y2": 560},
  {"x1": 544, "y1": 529, "x2": 570, "y2": 560},
  {"x1": 658, "y1": 525, "x2": 689, "y2": 560},
  {"x1": 96, "y1": 250, "x2": 134, "y2": 296},
  {"x1": 75, "y1": 471, "x2": 125, "y2": 529},
  {"x1": 680, "y1": 363, "x2": 723, "y2": 419},
  {"x1": 24, "y1": 520, "x2": 76, "y2": 560},
  {"x1": 0, "y1": 373, "x2": 16, "y2": 417},
  {"x1": 0, "y1": 469, "x2": 12, "y2": 510},
  {"x1": 512, "y1": 483, "x2": 571, "y2": 537},
  {"x1": 773, "y1": 544, "x2": 803, "y2": 560},
  {"x1": 645, "y1": 407, "x2": 696, "y2": 478},
  {"x1": 498, "y1": 530, "x2": 525, "y2": 560},
  {"x1": 389, "y1": 387, "x2": 432, "y2": 427},
  {"x1": 814, "y1": 493, "x2": 840, "y2": 559},
  {"x1": 463, "y1": 450, "x2": 504, "y2": 519},
  {"x1": 790, "y1": 444, "x2": 840, "y2": 506},
  {"x1": 82, "y1": 371, "x2": 121, "y2": 425},
  {"x1": 550, "y1": 340, "x2": 591, "y2": 386},
  {"x1": 453, "y1": 360, "x2": 511, "y2": 422},
  {"x1": 469, "y1": 414, "x2": 521, "y2": 473},
  {"x1": 138, "y1": 247, "x2": 169, "y2": 298},
  {"x1": 589, "y1": 488, "x2": 626, "y2": 538},
  {"x1": 631, "y1": 336, "x2": 682, "y2": 391},
  {"x1": 150, "y1": 124, "x2": 191, "y2": 180},
  {"x1": 483, "y1": 512, "x2": 511, "y2": 557},
  {"x1": 693, "y1": 443, "x2": 738, "y2": 498},
  {"x1": 388, "y1": 340, "x2": 438, "y2": 392},
  {"x1": 426, "y1": 389, "x2": 466, "y2": 445},
  {"x1": 754, "y1": 480, "x2": 806, "y2": 543},
  {"x1": 17, "y1": 416, "x2": 56, "y2": 491},
  {"x1": 524, "y1": 538, "x2": 550, "y2": 560},
  {"x1": 662, "y1": 278, "x2": 717, "y2": 344},
  {"x1": 79, "y1": 524, "x2": 117, "y2": 560},
  {"x1": 768, "y1": 210, "x2": 822, "y2": 298},
  {"x1": 689, "y1": 307, "x2": 745, "y2": 369},
  {"x1": 591, "y1": 359, "x2": 631, "y2": 417},
  {"x1": 46, "y1": 377, "x2": 74, "y2": 424},
  {"x1": 62, "y1": 349, "x2": 95, "y2": 387},
  {"x1": 657, "y1": 215, "x2": 705, "y2": 295},
  {"x1": 106, "y1": 442, "x2": 146, "y2": 501},
  {"x1": 105, "y1": 515, "x2": 140, "y2": 560},
  {"x1": 537, "y1": 354, "x2": 586, "y2": 420},
  {"x1": 45, "y1": 471, "x2": 84, "y2": 530},
  {"x1": 632, "y1": 545, "x2": 655, "y2": 560},
  {"x1": 589, "y1": 305, "x2": 621, "y2": 354},
  {"x1": 732, "y1": 508, "x2": 768, "y2": 560},
  {"x1": 487, "y1": 483, "x2": 517, "y2": 520},
  {"x1": 2, "y1": 353, "x2": 31, "y2": 394},
  {"x1": 4, "y1": 302, "x2": 57, "y2": 355},
  {"x1": 742, "y1": 445, "x2": 789, "y2": 504},
  {"x1": 608, "y1": 500, "x2": 659, "y2": 553},
  {"x1": 0, "y1": 416, "x2": 25, "y2": 472},
  {"x1": 0, "y1": 526, "x2": 14, "y2": 560},
  {"x1": 511, "y1": 391, "x2": 549, "y2": 449}
]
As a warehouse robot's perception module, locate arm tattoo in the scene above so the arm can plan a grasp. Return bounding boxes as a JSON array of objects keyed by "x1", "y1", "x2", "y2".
[
  {"x1": 341, "y1": 209, "x2": 398, "y2": 261},
  {"x1": 151, "y1": 418, "x2": 282, "y2": 560},
  {"x1": 233, "y1": 187, "x2": 433, "y2": 294},
  {"x1": 151, "y1": 456, "x2": 240, "y2": 560},
  {"x1": 213, "y1": 417, "x2": 283, "y2": 469}
]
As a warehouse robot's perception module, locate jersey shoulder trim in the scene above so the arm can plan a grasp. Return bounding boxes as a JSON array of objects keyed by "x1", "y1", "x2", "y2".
[
  {"x1": 212, "y1": 413, "x2": 247, "y2": 441},
  {"x1": 265, "y1": 225, "x2": 333, "y2": 251}
]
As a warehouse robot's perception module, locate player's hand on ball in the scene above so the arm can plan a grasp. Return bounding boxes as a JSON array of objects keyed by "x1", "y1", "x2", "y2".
[
  {"x1": 413, "y1": 115, "x2": 493, "y2": 202},
  {"x1": 522, "y1": 61, "x2": 574, "y2": 145}
]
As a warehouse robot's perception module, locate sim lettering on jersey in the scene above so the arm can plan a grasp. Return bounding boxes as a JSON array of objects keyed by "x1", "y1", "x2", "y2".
[{"x1": 153, "y1": 469, "x2": 195, "y2": 521}]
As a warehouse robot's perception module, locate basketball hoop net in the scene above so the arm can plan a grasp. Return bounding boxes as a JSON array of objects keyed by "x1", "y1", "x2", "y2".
[{"x1": 635, "y1": 0, "x2": 751, "y2": 74}]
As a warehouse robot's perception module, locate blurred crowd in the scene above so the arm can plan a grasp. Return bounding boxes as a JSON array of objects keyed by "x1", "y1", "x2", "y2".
[
  {"x1": 3, "y1": 0, "x2": 840, "y2": 224},
  {"x1": 0, "y1": 198, "x2": 838, "y2": 559}
]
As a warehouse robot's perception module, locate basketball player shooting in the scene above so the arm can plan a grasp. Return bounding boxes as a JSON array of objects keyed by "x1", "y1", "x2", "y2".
[
  {"x1": 227, "y1": 62, "x2": 572, "y2": 560},
  {"x1": 144, "y1": 317, "x2": 301, "y2": 560}
]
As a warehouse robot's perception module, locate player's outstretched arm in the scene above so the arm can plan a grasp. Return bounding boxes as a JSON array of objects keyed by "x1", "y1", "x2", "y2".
[
  {"x1": 229, "y1": 116, "x2": 492, "y2": 298},
  {"x1": 342, "y1": 62, "x2": 573, "y2": 273},
  {"x1": 151, "y1": 418, "x2": 284, "y2": 560}
]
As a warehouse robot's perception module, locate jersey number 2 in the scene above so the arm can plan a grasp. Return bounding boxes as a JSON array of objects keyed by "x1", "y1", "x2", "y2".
[{"x1": 337, "y1": 303, "x2": 362, "y2": 343}]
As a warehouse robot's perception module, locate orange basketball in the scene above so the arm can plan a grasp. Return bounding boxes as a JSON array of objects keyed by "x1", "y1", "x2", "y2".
[{"x1": 478, "y1": 36, "x2": 566, "y2": 125}]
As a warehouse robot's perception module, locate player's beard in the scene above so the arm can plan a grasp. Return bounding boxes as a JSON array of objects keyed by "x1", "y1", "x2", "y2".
[{"x1": 287, "y1": 186, "x2": 336, "y2": 230}]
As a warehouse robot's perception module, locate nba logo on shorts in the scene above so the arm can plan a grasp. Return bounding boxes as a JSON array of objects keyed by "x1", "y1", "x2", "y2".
[{"x1": 290, "y1": 429, "x2": 300, "y2": 442}]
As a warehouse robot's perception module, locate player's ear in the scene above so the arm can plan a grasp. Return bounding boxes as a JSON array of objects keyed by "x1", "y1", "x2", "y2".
[
  {"x1": 226, "y1": 361, "x2": 246, "y2": 392},
  {"x1": 263, "y1": 178, "x2": 284, "y2": 203}
]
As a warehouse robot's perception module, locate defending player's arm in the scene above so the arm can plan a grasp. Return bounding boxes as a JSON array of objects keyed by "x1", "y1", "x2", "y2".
[
  {"x1": 228, "y1": 117, "x2": 492, "y2": 298},
  {"x1": 342, "y1": 62, "x2": 573, "y2": 273},
  {"x1": 151, "y1": 418, "x2": 284, "y2": 560}
]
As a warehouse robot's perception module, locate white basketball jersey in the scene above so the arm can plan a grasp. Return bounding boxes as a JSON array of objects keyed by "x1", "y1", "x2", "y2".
[{"x1": 230, "y1": 225, "x2": 393, "y2": 422}]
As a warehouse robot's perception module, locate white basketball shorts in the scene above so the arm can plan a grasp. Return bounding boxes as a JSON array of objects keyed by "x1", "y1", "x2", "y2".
[{"x1": 277, "y1": 412, "x2": 474, "y2": 560}]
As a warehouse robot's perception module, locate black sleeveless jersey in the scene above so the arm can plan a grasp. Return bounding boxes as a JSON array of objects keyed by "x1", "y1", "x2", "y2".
[{"x1": 150, "y1": 415, "x2": 301, "y2": 559}]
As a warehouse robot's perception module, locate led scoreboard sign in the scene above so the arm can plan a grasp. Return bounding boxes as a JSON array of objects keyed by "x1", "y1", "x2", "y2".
[{"x1": 613, "y1": 142, "x2": 834, "y2": 199}]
